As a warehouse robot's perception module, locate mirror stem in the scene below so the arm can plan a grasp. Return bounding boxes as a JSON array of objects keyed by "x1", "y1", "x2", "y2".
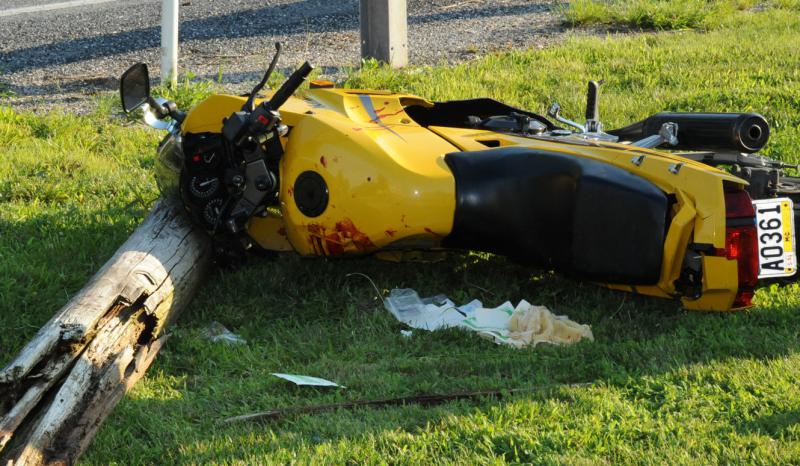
[{"x1": 147, "y1": 96, "x2": 170, "y2": 119}]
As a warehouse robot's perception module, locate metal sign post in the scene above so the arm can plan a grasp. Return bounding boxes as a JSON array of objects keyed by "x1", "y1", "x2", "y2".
[
  {"x1": 360, "y1": 0, "x2": 408, "y2": 68},
  {"x1": 161, "y1": 0, "x2": 179, "y2": 87}
]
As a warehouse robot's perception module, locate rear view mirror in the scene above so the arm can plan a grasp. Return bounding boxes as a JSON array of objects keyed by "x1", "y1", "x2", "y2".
[{"x1": 120, "y1": 63, "x2": 151, "y2": 113}]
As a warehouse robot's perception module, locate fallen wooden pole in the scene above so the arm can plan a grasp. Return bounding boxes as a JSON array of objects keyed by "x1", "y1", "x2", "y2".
[{"x1": 0, "y1": 198, "x2": 211, "y2": 465}]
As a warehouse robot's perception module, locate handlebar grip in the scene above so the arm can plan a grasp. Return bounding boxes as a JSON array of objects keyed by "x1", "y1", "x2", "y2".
[
  {"x1": 585, "y1": 80, "x2": 599, "y2": 121},
  {"x1": 268, "y1": 61, "x2": 314, "y2": 110}
]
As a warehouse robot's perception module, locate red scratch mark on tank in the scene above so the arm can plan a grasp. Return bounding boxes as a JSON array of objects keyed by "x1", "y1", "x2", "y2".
[
  {"x1": 385, "y1": 228, "x2": 397, "y2": 237},
  {"x1": 287, "y1": 186, "x2": 294, "y2": 197},
  {"x1": 306, "y1": 223, "x2": 326, "y2": 256},
  {"x1": 373, "y1": 106, "x2": 386, "y2": 113},
  {"x1": 313, "y1": 237, "x2": 324, "y2": 255},
  {"x1": 278, "y1": 227, "x2": 287, "y2": 237},
  {"x1": 335, "y1": 218, "x2": 376, "y2": 252},
  {"x1": 307, "y1": 224, "x2": 327, "y2": 255},
  {"x1": 353, "y1": 127, "x2": 364, "y2": 131},
  {"x1": 308, "y1": 224, "x2": 325, "y2": 236},
  {"x1": 325, "y1": 233, "x2": 345, "y2": 255},
  {"x1": 424, "y1": 227, "x2": 443, "y2": 237},
  {"x1": 320, "y1": 155, "x2": 328, "y2": 168},
  {"x1": 306, "y1": 219, "x2": 375, "y2": 255},
  {"x1": 376, "y1": 108, "x2": 406, "y2": 119}
]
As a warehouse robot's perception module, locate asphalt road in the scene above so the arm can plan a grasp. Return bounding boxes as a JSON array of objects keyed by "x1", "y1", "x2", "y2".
[{"x1": 0, "y1": 0, "x2": 561, "y2": 112}]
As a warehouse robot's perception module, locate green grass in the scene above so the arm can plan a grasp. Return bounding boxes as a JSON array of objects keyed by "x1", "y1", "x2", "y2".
[
  {"x1": 2, "y1": 7, "x2": 800, "y2": 465},
  {"x1": 347, "y1": 10, "x2": 800, "y2": 164},
  {"x1": 562, "y1": 0, "x2": 800, "y2": 30},
  {"x1": 771, "y1": 0, "x2": 800, "y2": 8}
]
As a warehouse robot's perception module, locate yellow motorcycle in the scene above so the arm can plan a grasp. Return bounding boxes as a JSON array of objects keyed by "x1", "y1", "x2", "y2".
[{"x1": 119, "y1": 44, "x2": 797, "y2": 312}]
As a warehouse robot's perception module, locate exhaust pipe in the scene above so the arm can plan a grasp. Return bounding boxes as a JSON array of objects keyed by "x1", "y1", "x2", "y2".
[{"x1": 608, "y1": 112, "x2": 770, "y2": 153}]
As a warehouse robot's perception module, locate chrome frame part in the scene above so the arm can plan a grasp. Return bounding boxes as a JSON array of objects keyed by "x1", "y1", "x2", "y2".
[
  {"x1": 548, "y1": 102, "x2": 585, "y2": 132},
  {"x1": 142, "y1": 97, "x2": 178, "y2": 132},
  {"x1": 631, "y1": 122, "x2": 679, "y2": 149}
]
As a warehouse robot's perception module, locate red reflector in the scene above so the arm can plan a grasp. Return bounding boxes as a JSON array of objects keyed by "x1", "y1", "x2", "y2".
[
  {"x1": 725, "y1": 229, "x2": 741, "y2": 260},
  {"x1": 726, "y1": 225, "x2": 758, "y2": 288},
  {"x1": 724, "y1": 190, "x2": 756, "y2": 218},
  {"x1": 192, "y1": 154, "x2": 201, "y2": 163}
]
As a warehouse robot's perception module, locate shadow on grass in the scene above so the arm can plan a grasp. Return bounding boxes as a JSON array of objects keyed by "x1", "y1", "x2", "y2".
[
  {"x1": 0, "y1": 204, "x2": 150, "y2": 367},
  {"x1": 5, "y1": 205, "x2": 800, "y2": 463},
  {"x1": 87, "y1": 247, "x2": 800, "y2": 463},
  {"x1": 737, "y1": 409, "x2": 800, "y2": 440}
]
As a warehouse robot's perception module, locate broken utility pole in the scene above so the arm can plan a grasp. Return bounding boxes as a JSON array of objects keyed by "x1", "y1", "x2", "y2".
[{"x1": 0, "y1": 198, "x2": 211, "y2": 465}]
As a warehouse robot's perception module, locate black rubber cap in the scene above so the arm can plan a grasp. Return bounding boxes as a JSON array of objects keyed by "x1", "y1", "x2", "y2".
[{"x1": 294, "y1": 171, "x2": 328, "y2": 217}]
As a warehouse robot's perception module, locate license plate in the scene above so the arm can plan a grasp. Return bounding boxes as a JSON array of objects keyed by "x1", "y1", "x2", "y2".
[{"x1": 753, "y1": 198, "x2": 797, "y2": 278}]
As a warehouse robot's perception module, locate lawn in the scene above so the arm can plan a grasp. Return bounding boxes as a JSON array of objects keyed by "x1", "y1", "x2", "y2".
[
  {"x1": 2, "y1": 7, "x2": 800, "y2": 465},
  {"x1": 562, "y1": 0, "x2": 800, "y2": 30}
]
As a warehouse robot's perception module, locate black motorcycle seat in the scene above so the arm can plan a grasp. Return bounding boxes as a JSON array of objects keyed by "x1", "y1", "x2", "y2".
[{"x1": 443, "y1": 147, "x2": 669, "y2": 285}]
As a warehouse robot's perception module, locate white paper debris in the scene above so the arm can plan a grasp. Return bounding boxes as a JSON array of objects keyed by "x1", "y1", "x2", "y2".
[
  {"x1": 384, "y1": 289, "x2": 593, "y2": 348},
  {"x1": 400, "y1": 330, "x2": 414, "y2": 338},
  {"x1": 202, "y1": 321, "x2": 247, "y2": 345},
  {"x1": 271, "y1": 373, "x2": 344, "y2": 388}
]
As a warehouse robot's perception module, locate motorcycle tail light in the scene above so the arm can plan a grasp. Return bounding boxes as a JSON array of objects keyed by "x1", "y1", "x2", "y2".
[
  {"x1": 724, "y1": 190, "x2": 758, "y2": 308},
  {"x1": 725, "y1": 189, "x2": 756, "y2": 218}
]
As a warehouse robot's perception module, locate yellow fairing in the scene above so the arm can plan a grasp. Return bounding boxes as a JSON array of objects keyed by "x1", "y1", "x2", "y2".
[
  {"x1": 182, "y1": 90, "x2": 458, "y2": 256},
  {"x1": 279, "y1": 90, "x2": 457, "y2": 255},
  {"x1": 248, "y1": 215, "x2": 293, "y2": 251},
  {"x1": 181, "y1": 88, "x2": 745, "y2": 311}
]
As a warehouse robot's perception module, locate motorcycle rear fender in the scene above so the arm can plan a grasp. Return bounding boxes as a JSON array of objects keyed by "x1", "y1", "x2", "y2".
[{"x1": 431, "y1": 126, "x2": 743, "y2": 309}]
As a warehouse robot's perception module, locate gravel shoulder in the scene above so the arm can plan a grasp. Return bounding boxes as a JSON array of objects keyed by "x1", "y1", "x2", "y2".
[{"x1": 0, "y1": 0, "x2": 563, "y2": 114}]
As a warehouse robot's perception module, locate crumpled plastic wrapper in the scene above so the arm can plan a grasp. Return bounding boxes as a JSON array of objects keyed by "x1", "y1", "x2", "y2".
[
  {"x1": 384, "y1": 289, "x2": 593, "y2": 348},
  {"x1": 201, "y1": 321, "x2": 247, "y2": 345}
]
